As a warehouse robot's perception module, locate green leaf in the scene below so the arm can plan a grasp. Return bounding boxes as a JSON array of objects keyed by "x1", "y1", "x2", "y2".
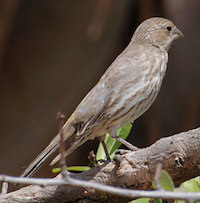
[
  {"x1": 52, "y1": 168, "x2": 61, "y2": 173},
  {"x1": 175, "y1": 176, "x2": 200, "y2": 203},
  {"x1": 131, "y1": 198, "x2": 162, "y2": 203},
  {"x1": 96, "y1": 123, "x2": 132, "y2": 161},
  {"x1": 152, "y1": 170, "x2": 174, "y2": 191},
  {"x1": 153, "y1": 199, "x2": 163, "y2": 203},
  {"x1": 67, "y1": 166, "x2": 90, "y2": 172},
  {"x1": 130, "y1": 198, "x2": 150, "y2": 203},
  {"x1": 96, "y1": 133, "x2": 109, "y2": 161},
  {"x1": 178, "y1": 177, "x2": 200, "y2": 192},
  {"x1": 52, "y1": 166, "x2": 90, "y2": 173},
  {"x1": 175, "y1": 199, "x2": 189, "y2": 203}
]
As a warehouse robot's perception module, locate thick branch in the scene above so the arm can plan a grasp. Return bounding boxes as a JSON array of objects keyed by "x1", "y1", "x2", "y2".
[{"x1": 1, "y1": 127, "x2": 200, "y2": 202}]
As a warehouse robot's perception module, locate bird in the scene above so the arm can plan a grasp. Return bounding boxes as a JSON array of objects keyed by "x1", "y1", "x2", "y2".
[{"x1": 21, "y1": 17, "x2": 183, "y2": 178}]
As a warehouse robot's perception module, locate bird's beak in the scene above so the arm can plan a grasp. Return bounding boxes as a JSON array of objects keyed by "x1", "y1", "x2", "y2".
[{"x1": 173, "y1": 27, "x2": 184, "y2": 38}]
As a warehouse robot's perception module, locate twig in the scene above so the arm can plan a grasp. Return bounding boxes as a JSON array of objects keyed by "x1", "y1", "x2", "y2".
[
  {"x1": 88, "y1": 150, "x2": 97, "y2": 168},
  {"x1": 56, "y1": 112, "x2": 69, "y2": 179},
  {"x1": 0, "y1": 175, "x2": 200, "y2": 202},
  {"x1": 154, "y1": 153, "x2": 165, "y2": 190},
  {"x1": 1, "y1": 182, "x2": 8, "y2": 195}
]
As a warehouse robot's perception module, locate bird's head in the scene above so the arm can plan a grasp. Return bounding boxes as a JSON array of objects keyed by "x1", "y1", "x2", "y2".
[{"x1": 132, "y1": 17, "x2": 183, "y2": 52}]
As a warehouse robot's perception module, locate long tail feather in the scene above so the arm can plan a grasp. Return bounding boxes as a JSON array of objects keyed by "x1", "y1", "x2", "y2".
[
  {"x1": 50, "y1": 132, "x2": 92, "y2": 166},
  {"x1": 20, "y1": 135, "x2": 60, "y2": 177}
]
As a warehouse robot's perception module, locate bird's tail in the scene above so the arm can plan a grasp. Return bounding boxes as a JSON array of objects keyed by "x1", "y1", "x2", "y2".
[
  {"x1": 49, "y1": 131, "x2": 92, "y2": 166},
  {"x1": 20, "y1": 123, "x2": 75, "y2": 178}
]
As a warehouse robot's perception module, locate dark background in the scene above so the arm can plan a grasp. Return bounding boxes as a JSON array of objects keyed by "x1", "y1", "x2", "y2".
[{"x1": 0, "y1": 0, "x2": 200, "y2": 179}]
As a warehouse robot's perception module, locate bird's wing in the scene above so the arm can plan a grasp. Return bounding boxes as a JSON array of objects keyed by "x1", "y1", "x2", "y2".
[
  {"x1": 74, "y1": 44, "x2": 149, "y2": 125},
  {"x1": 72, "y1": 43, "x2": 147, "y2": 122}
]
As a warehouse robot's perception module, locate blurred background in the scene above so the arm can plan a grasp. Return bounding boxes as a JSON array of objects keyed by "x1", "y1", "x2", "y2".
[{"x1": 0, "y1": 0, "x2": 200, "y2": 180}]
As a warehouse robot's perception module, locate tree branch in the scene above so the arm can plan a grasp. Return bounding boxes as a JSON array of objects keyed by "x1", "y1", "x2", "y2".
[
  {"x1": 1, "y1": 175, "x2": 200, "y2": 202},
  {"x1": 0, "y1": 127, "x2": 200, "y2": 202}
]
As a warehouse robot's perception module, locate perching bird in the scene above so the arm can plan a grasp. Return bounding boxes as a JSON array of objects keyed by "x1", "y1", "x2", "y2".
[{"x1": 21, "y1": 17, "x2": 183, "y2": 177}]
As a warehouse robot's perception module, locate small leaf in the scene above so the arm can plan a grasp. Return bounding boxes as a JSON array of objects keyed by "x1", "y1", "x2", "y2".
[
  {"x1": 178, "y1": 178, "x2": 200, "y2": 192},
  {"x1": 96, "y1": 133, "x2": 109, "y2": 161},
  {"x1": 175, "y1": 176, "x2": 200, "y2": 203},
  {"x1": 52, "y1": 168, "x2": 61, "y2": 173},
  {"x1": 152, "y1": 170, "x2": 174, "y2": 191},
  {"x1": 153, "y1": 199, "x2": 163, "y2": 203},
  {"x1": 52, "y1": 166, "x2": 90, "y2": 173},
  {"x1": 194, "y1": 176, "x2": 200, "y2": 186},
  {"x1": 130, "y1": 198, "x2": 150, "y2": 203},
  {"x1": 67, "y1": 166, "x2": 90, "y2": 172}
]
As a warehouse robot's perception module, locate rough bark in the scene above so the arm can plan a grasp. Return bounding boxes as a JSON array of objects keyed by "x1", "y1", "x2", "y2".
[{"x1": 0, "y1": 127, "x2": 200, "y2": 202}]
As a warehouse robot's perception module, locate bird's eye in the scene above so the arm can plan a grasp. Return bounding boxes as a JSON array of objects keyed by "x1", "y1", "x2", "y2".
[{"x1": 166, "y1": 26, "x2": 172, "y2": 31}]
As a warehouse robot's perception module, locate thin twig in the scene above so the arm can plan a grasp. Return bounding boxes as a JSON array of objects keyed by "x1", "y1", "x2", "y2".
[
  {"x1": 88, "y1": 150, "x2": 97, "y2": 168},
  {"x1": 154, "y1": 153, "x2": 165, "y2": 190},
  {"x1": 0, "y1": 175, "x2": 200, "y2": 202},
  {"x1": 1, "y1": 182, "x2": 8, "y2": 195},
  {"x1": 56, "y1": 112, "x2": 69, "y2": 179}
]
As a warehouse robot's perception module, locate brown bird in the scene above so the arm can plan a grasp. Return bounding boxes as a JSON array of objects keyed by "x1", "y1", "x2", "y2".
[{"x1": 21, "y1": 17, "x2": 183, "y2": 177}]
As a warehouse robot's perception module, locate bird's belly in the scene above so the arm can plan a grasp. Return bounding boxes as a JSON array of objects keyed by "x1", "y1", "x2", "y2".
[
  {"x1": 131, "y1": 90, "x2": 158, "y2": 120},
  {"x1": 120, "y1": 83, "x2": 160, "y2": 126},
  {"x1": 104, "y1": 71, "x2": 164, "y2": 129}
]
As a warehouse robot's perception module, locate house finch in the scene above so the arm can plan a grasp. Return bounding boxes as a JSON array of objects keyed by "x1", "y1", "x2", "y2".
[{"x1": 21, "y1": 17, "x2": 183, "y2": 177}]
